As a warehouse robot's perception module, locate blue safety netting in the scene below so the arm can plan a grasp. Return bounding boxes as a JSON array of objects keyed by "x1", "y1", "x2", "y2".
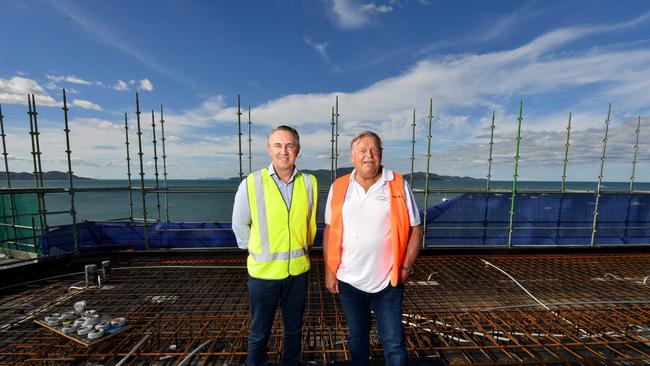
[
  {"x1": 38, "y1": 192, "x2": 650, "y2": 255},
  {"x1": 422, "y1": 192, "x2": 650, "y2": 247},
  {"x1": 40, "y1": 221, "x2": 238, "y2": 256}
]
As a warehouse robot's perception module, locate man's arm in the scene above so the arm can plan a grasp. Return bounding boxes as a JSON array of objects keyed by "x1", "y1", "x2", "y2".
[
  {"x1": 400, "y1": 224, "x2": 422, "y2": 283},
  {"x1": 231, "y1": 178, "x2": 251, "y2": 249},
  {"x1": 401, "y1": 177, "x2": 423, "y2": 283},
  {"x1": 323, "y1": 224, "x2": 339, "y2": 293}
]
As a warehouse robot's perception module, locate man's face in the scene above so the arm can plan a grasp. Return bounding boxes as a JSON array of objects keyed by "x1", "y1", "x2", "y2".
[
  {"x1": 350, "y1": 135, "x2": 382, "y2": 179},
  {"x1": 267, "y1": 130, "x2": 300, "y2": 171}
]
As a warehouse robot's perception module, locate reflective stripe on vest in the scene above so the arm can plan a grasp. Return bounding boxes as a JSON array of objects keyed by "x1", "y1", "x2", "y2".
[{"x1": 249, "y1": 169, "x2": 312, "y2": 263}]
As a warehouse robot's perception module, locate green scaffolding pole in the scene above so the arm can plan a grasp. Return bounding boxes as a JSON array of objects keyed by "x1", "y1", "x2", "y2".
[
  {"x1": 422, "y1": 98, "x2": 433, "y2": 248},
  {"x1": 507, "y1": 100, "x2": 523, "y2": 248},
  {"x1": 590, "y1": 103, "x2": 611, "y2": 248}
]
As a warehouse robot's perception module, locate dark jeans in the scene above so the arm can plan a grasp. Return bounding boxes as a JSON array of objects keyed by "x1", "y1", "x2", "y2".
[
  {"x1": 247, "y1": 272, "x2": 308, "y2": 366},
  {"x1": 338, "y1": 280, "x2": 407, "y2": 366}
]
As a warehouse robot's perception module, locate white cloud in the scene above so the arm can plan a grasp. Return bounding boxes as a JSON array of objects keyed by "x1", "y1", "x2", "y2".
[
  {"x1": 304, "y1": 36, "x2": 329, "y2": 60},
  {"x1": 360, "y1": 3, "x2": 393, "y2": 15},
  {"x1": 139, "y1": 79, "x2": 154, "y2": 92},
  {"x1": 47, "y1": 75, "x2": 93, "y2": 85},
  {"x1": 71, "y1": 99, "x2": 103, "y2": 111},
  {"x1": 114, "y1": 80, "x2": 129, "y2": 92},
  {"x1": 327, "y1": 0, "x2": 393, "y2": 30},
  {"x1": 0, "y1": 76, "x2": 58, "y2": 106}
]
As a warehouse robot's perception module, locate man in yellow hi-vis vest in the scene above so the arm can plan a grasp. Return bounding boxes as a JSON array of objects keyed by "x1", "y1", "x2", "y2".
[{"x1": 232, "y1": 125, "x2": 317, "y2": 366}]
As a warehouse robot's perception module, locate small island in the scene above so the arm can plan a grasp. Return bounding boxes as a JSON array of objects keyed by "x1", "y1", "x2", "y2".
[{"x1": 2, "y1": 171, "x2": 93, "y2": 180}]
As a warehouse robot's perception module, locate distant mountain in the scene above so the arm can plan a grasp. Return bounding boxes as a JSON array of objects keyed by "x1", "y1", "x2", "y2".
[
  {"x1": 227, "y1": 167, "x2": 480, "y2": 183},
  {"x1": 3, "y1": 171, "x2": 93, "y2": 180}
]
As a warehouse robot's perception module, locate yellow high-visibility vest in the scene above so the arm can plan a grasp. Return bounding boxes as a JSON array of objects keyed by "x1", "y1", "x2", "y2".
[{"x1": 246, "y1": 168, "x2": 317, "y2": 279}]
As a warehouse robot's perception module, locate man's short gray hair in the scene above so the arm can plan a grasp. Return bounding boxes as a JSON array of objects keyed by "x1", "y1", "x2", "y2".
[
  {"x1": 268, "y1": 125, "x2": 300, "y2": 146},
  {"x1": 350, "y1": 131, "x2": 383, "y2": 152}
]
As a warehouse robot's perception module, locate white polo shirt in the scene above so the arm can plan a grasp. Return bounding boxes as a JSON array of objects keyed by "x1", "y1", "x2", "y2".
[{"x1": 324, "y1": 168, "x2": 421, "y2": 293}]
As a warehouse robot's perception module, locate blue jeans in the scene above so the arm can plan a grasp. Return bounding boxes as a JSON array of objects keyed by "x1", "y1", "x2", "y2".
[
  {"x1": 338, "y1": 280, "x2": 407, "y2": 366},
  {"x1": 247, "y1": 272, "x2": 307, "y2": 366}
]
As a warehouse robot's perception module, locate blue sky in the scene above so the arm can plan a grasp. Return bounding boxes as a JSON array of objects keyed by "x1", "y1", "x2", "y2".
[{"x1": 1, "y1": 0, "x2": 650, "y2": 181}]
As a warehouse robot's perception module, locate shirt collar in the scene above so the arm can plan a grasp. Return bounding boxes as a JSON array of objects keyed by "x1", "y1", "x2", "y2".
[
  {"x1": 349, "y1": 166, "x2": 393, "y2": 184},
  {"x1": 267, "y1": 163, "x2": 299, "y2": 182}
]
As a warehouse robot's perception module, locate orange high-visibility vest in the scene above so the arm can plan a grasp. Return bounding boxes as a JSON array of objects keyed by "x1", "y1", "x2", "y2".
[{"x1": 326, "y1": 172, "x2": 411, "y2": 286}]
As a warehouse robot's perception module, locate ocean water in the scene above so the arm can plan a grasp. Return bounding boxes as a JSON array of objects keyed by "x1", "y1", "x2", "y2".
[{"x1": 4, "y1": 178, "x2": 650, "y2": 228}]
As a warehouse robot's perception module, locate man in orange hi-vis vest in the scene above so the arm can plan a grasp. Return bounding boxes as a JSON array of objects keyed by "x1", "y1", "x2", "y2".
[{"x1": 323, "y1": 130, "x2": 423, "y2": 366}]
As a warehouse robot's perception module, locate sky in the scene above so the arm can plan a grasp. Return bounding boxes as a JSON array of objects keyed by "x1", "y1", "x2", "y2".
[{"x1": 1, "y1": 0, "x2": 650, "y2": 181}]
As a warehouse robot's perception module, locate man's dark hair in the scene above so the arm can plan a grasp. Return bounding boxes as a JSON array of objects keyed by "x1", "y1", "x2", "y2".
[{"x1": 269, "y1": 125, "x2": 300, "y2": 146}]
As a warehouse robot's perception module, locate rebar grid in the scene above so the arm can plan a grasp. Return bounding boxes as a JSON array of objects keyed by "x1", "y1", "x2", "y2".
[{"x1": 1, "y1": 253, "x2": 649, "y2": 365}]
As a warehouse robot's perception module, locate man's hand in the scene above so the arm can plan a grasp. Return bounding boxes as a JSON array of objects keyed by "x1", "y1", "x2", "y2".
[
  {"x1": 400, "y1": 268, "x2": 410, "y2": 284},
  {"x1": 325, "y1": 267, "x2": 339, "y2": 294}
]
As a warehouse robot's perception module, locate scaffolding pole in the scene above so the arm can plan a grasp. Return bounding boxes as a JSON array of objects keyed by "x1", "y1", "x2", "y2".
[
  {"x1": 151, "y1": 110, "x2": 161, "y2": 222},
  {"x1": 629, "y1": 116, "x2": 641, "y2": 193},
  {"x1": 247, "y1": 106, "x2": 252, "y2": 174},
  {"x1": 0, "y1": 104, "x2": 18, "y2": 246},
  {"x1": 624, "y1": 116, "x2": 641, "y2": 239},
  {"x1": 160, "y1": 105, "x2": 170, "y2": 222},
  {"x1": 410, "y1": 109, "x2": 416, "y2": 184},
  {"x1": 483, "y1": 110, "x2": 496, "y2": 245},
  {"x1": 560, "y1": 113, "x2": 572, "y2": 193},
  {"x1": 330, "y1": 106, "x2": 335, "y2": 184},
  {"x1": 422, "y1": 98, "x2": 433, "y2": 248},
  {"x1": 135, "y1": 93, "x2": 149, "y2": 249},
  {"x1": 61, "y1": 89, "x2": 79, "y2": 253},
  {"x1": 590, "y1": 103, "x2": 611, "y2": 248},
  {"x1": 486, "y1": 110, "x2": 496, "y2": 192},
  {"x1": 27, "y1": 95, "x2": 47, "y2": 237},
  {"x1": 124, "y1": 113, "x2": 134, "y2": 221},
  {"x1": 507, "y1": 100, "x2": 523, "y2": 248},
  {"x1": 237, "y1": 95, "x2": 243, "y2": 182},
  {"x1": 334, "y1": 96, "x2": 339, "y2": 178}
]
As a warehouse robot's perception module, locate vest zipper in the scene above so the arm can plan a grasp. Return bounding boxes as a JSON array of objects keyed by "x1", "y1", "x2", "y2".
[{"x1": 271, "y1": 172, "x2": 295, "y2": 276}]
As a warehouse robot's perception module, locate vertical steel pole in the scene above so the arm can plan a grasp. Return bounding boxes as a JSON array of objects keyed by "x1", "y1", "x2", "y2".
[
  {"x1": 507, "y1": 100, "x2": 523, "y2": 248},
  {"x1": 483, "y1": 110, "x2": 496, "y2": 245},
  {"x1": 248, "y1": 106, "x2": 252, "y2": 174},
  {"x1": 62, "y1": 90, "x2": 79, "y2": 253},
  {"x1": 31, "y1": 95, "x2": 45, "y2": 188},
  {"x1": 624, "y1": 115, "x2": 641, "y2": 239},
  {"x1": 27, "y1": 96, "x2": 38, "y2": 188},
  {"x1": 560, "y1": 113, "x2": 572, "y2": 193},
  {"x1": 590, "y1": 103, "x2": 611, "y2": 248},
  {"x1": 28, "y1": 95, "x2": 47, "y2": 236},
  {"x1": 330, "y1": 107, "x2": 335, "y2": 184},
  {"x1": 422, "y1": 99, "x2": 433, "y2": 248},
  {"x1": 31, "y1": 217, "x2": 37, "y2": 255},
  {"x1": 237, "y1": 95, "x2": 243, "y2": 182},
  {"x1": 160, "y1": 105, "x2": 170, "y2": 222},
  {"x1": 410, "y1": 109, "x2": 416, "y2": 184},
  {"x1": 27, "y1": 96, "x2": 43, "y2": 239},
  {"x1": 486, "y1": 110, "x2": 496, "y2": 192},
  {"x1": 335, "y1": 96, "x2": 339, "y2": 178},
  {"x1": 124, "y1": 113, "x2": 134, "y2": 221},
  {"x1": 0, "y1": 104, "x2": 18, "y2": 245},
  {"x1": 629, "y1": 116, "x2": 641, "y2": 193},
  {"x1": 151, "y1": 110, "x2": 161, "y2": 222},
  {"x1": 135, "y1": 93, "x2": 149, "y2": 249},
  {"x1": 556, "y1": 112, "x2": 572, "y2": 244}
]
